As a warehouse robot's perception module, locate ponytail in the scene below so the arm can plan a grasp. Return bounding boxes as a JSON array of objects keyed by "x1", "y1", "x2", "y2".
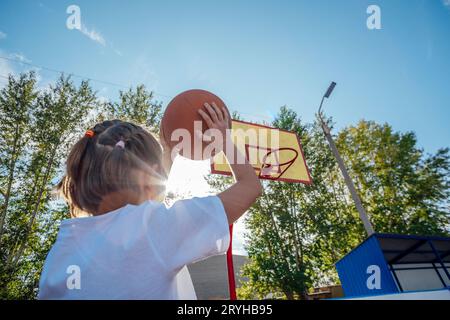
[{"x1": 56, "y1": 120, "x2": 163, "y2": 216}]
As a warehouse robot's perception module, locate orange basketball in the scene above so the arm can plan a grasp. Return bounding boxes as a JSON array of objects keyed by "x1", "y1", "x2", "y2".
[{"x1": 161, "y1": 89, "x2": 231, "y2": 160}]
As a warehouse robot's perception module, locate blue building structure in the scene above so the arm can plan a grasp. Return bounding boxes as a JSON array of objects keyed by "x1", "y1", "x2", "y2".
[{"x1": 336, "y1": 233, "x2": 450, "y2": 298}]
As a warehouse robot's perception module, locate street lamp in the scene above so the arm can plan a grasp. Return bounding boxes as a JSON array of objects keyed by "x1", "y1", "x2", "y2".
[{"x1": 317, "y1": 82, "x2": 375, "y2": 236}]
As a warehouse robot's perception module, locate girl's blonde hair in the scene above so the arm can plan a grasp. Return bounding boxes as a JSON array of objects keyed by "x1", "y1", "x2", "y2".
[{"x1": 57, "y1": 119, "x2": 164, "y2": 217}]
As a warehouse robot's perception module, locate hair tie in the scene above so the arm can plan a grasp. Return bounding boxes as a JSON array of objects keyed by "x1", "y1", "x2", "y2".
[
  {"x1": 115, "y1": 140, "x2": 125, "y2": 149},
  {"x1": 85, "y1": 130, "x2": 95, "y2": 138}
]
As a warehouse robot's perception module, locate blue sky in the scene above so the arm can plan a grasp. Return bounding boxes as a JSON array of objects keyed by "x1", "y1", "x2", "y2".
[{"x1": 1, "y1": 0, "x2": 449, "y2": 154}]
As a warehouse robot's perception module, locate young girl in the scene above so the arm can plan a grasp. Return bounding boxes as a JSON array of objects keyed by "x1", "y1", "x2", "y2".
[{"x1": 38, "y1": 103, "x2": 262, "y2": 299}]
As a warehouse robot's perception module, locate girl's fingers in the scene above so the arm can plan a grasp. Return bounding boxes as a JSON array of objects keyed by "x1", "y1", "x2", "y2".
[
  {"x1": 198, "y1": 109, "x2": 214, "y2": 128},
  {"x1": 204, "y1": 103, "x2": 219, "y2": 123},
  {"x1": 211, "y1": 102, "x2": 224, "y2": 122},
  {"x1": 222, "y1": 107, "x2": 230, "y2": 123}
]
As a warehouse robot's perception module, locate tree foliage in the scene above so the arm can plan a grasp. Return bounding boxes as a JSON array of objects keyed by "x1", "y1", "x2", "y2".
[
  {"x1": 0, "y1": 72, "x2": 162, "y2": 299},
  {"x1": 337, "y1": 121, "x2": 449, "y2": 235},
  {"x1": 228, "y1": 107, "x2": 449, "y2": 299},
  {"x1": 103, "y1": 84, "x2": 162, "y2": 133}
]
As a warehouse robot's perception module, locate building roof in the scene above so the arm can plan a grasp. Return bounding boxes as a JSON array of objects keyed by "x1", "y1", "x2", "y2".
[
  {"x1": 337, "y1": 233, "x2": 450, "y2": 265},
  {"x1": 375, "y1": 233, "x2": 450, "y2": 264}
]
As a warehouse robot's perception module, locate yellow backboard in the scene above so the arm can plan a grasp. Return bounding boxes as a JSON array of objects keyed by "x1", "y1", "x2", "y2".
[{"x1": 211, "y1": 120, "x2": 312, "y2": 184}]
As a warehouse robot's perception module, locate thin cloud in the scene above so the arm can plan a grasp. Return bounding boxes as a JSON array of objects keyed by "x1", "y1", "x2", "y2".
[
  {"x1": 79, "y1": 24, "x2": 106, "y2": 46},
  {"x1": 0, "y1": 58, "x2": 14, "y2": 78},
  {"x1": 443, "y1": 0, "x2": 450, "y2": 7},
  {"x1": 0, "y1": 51, "x2": 15, "y2": 76},
  {"x1": 63, "y1": 5, "x2": 120, "y2": 55},
  {"x1": 0, "y1": 50, "x2": 15, "y2": 88},
  {"x1": 10, "y1": 53, "x2": 32, "y2": 64},
  {"x1": 0, "y1": 31, "x2": 6, "y2": 40},
  {"x1": 0, "y1": 51, "x2": 43, "y2": 88},
  {"x1": 114, "y1": 49, "x2": 123, "y2": 57},
  {"x1": 77, "y1": 25, "x2": 123, "y2": 56}
]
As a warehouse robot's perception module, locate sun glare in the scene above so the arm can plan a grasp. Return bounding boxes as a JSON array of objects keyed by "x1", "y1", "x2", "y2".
[
  {"x1": 165, "y1": 156, "x2": 247, "y2": 255},
  {"x1": 166, "y1": 156, "x2": 212, "y2": 198}
]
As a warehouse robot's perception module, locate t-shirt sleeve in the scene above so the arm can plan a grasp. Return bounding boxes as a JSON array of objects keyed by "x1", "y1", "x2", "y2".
[{"x1": 146, "y1": 196, "x2": 230, "y2": 272}]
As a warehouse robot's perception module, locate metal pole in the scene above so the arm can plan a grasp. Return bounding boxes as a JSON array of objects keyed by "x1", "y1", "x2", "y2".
[
  {"x1": 226, "y1": 224, "x2": 237, "y2": 300},
  {"x1": 319, "y1": 115, "x2": 375, "y2": 236},
  {"x1": 429, "y1": 240, "x2": 450, "y2": 282}
]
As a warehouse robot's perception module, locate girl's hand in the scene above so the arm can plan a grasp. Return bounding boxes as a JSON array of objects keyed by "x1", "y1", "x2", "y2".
[{"x1": 197, "y1": 102, "x2": 230, "y2": 140}]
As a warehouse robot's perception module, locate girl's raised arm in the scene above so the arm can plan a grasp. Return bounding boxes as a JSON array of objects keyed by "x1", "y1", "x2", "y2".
[{"x1": 198, "y1": 103, "x2": 262, "y2": 224}]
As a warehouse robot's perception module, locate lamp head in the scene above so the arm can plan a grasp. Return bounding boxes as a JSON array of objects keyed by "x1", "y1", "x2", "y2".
[{"x1": 324, "y1": 81, "x2": 337, "y2": 98}]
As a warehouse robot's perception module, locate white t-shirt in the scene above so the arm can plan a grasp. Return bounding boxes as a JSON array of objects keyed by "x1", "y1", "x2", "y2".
[{"x1": 38, "y1": 196, "x2": 230, "y2": 300}]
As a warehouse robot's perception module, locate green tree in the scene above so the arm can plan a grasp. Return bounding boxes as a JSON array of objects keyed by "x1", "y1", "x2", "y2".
[
  {"x1": 0, "y1": 72, "x2": 162, "y2": 299},
  {"x1": 103, "y1": 84, "x2": 162, "y2": 133},
  {"x1": 0, "y1": 73, "x2": 98, "y2": 298},
  {"x1": 336, "y1": 121, "x2": 449, "y2": 235},
  {"x1": 225, "y1": 107, "x2": 449, "y2": 299}
]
